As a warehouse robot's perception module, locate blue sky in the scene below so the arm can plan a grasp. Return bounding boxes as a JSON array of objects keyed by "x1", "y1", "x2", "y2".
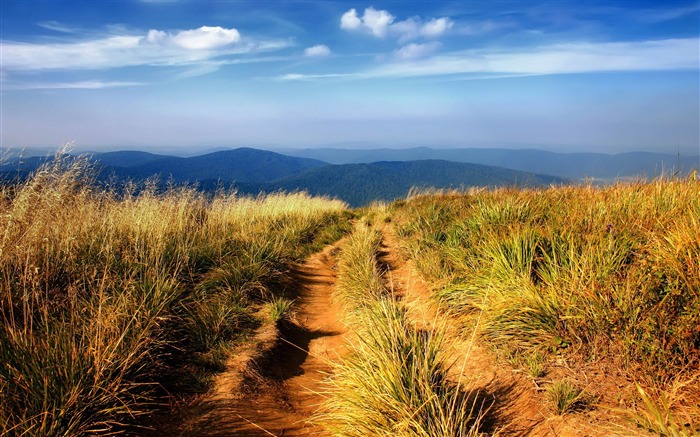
[{"x1": 1, "y1": 0, "x2": 699, "y2": 154}]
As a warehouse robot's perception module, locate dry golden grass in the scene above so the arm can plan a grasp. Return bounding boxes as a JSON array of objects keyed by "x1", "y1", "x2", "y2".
[
  {"x1": 393, "y1": 178, "x2": 700, "y2": 433},
  {"x1": 0, "y1": 155, "x2": 348, "y2": 435}
]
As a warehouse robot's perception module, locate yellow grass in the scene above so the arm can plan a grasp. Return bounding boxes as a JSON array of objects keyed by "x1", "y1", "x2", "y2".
[{"x1": 0, "y1": 155, "x2": 348, "y2": 435}]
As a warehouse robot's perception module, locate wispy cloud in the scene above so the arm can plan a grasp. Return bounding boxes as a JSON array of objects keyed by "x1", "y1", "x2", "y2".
[
  {"x1": 340, "y1": 7, "x2": 453, "y2": 41},
  {"x1": 279, "y1": 38, "x2": 699, "y2": 81},
  {"x1": 624, "y1": 4, "x2": 700, "y2": 23},
  {"x1": 37, "y1": 21, "x2": 78, "y2": 34},
  {"x1": 1, "y1": 26, "x2": 291, "y2": 71},
  {"x1": 277, "y1": 73, "x2": 351, "y2": 81},
  {"x1": 5, "y1": 80, "x2": 143, "y2": 90}
]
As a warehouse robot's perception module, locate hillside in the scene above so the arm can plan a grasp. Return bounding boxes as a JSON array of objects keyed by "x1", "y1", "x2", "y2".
[
  {"x1": 280, "y1": 147, "x2": 700, "y2": 180},
  {"x1": 235, "y1": 160, "x2": 566, "y2": 207}
]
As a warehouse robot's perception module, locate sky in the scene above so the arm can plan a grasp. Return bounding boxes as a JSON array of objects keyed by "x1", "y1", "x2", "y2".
[{"x1": 1, "y1": 0, "x2": 699, "y2": 155}]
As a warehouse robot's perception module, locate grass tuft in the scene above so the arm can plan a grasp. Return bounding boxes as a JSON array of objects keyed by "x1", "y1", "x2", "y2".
[{"x1": 547, "y1": 379, "x2": 585, "y2": 415}]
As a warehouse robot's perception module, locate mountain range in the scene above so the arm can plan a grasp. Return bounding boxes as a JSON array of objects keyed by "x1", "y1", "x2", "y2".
[
  {"x1": 3, "y1": 146, "x2": 697, "y2": 206},
  {"x1": 0, "y1": 148, "x2": 564, "y2": 206},
  {"x1": 229, "y1": 160, "x2": 563, "y2": 207},
  {"x1": 277, "y1": 147, "x2": 699, "y2": 180}
]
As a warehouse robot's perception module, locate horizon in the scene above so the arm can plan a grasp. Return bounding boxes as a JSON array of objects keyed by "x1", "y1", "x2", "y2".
[
  {"x1": 3, "y1": 144, "x2": 700, "y2": 160},
  {"x1": 1, "y1": 1, "x2": 699, "y2": 155}
]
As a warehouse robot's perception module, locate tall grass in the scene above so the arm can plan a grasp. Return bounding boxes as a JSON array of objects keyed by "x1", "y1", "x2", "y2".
[
  {"x1": 322, "y1": 224, "x2": 483, "y2": 436},
  {"x1": 394, "y1": 179, "x2": 700, "y2": 427},
  {"x1": 333, "y1": 226, "x2": 385, "y2": 315},
  {"x1": 0, "y1": 155, "x2": 348, "y2": 435}
]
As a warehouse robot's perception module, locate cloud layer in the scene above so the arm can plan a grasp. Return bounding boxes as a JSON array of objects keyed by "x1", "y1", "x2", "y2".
[
  {"x1": 281, "y1": 38, "x2": 699, "y2": 80},
  {"x1": 1, "y1": 26, "x2": 285, "y2": 71}
]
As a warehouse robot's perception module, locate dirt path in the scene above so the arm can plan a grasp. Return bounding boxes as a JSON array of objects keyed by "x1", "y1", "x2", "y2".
[
  {"x1": 377, "y1": 225, "x2": 633, "y2": 437},
  {"x1": 170, "y1": 243, "x2": 347, "y2": 436}
]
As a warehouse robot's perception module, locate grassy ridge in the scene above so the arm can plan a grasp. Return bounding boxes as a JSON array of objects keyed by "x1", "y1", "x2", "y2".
[
  {"x1": 0, "y1": 156, "x2": 348, "y2": 435},
  {"x1": 322, "y1": 225, "x2": 482, "y2": 437},
  {"x1": 393, "y1": 179, "x2": 700, "y2": 431}
]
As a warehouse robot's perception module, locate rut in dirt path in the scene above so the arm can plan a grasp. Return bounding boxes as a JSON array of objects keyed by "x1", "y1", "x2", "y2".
[{"x1": 171, "y1": 243, "x2": 348, "y2": 437}]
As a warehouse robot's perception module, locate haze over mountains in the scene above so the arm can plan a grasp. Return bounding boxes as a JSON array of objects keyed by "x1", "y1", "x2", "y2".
[
  {"x1": 1, "y1": 147, "x2": 697, "y2": 206},
  {"x1": 279, "y1": 147, "x2": 699, "y2": 180}
]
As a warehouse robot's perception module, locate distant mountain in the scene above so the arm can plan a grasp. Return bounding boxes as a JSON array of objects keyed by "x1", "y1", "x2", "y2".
[
  {"x1": 279, "y1": 147, "x2": 699, "y2": 180},
  {"x1": 89, "y1": 150, "x2": 170, "y2": 168},
  {"x1": 1, "y1": 148, "x2": 328, "y2": 185},
  {"x1": 233, "y1": 160, "x2": 566, "y2": 207},
  {"x1": 99, "y1": 148, "x2": 328, "y2": 183}
]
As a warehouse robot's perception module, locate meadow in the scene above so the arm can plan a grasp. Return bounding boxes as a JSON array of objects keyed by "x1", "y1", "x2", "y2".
[
  {"x1": 393, "y1": 178, "x2": 700, "y2": 434},
  {"x1": 1, "y1": 156, "x2": 698, "y2": 436}
]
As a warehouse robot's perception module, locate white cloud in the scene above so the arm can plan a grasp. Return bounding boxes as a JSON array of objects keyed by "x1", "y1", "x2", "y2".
[
  {"x1": 172, "y1": 26, "x2": 240, "y2": 50},
  {"x1": 362, "y1": 7, "x2": 394, "y2": 37},
  {"x1": 145, "y1": 26, "x2": 240, "y2": 50},
  {"x1": 394, "y1": 42, "x2": 441, "y2": 60},
  {"x1": 279, "y1": 38, "x2": 700, "y2": 80},
  {"x1": 304, "y1": 44, "x2": 331, "y2": 57},
  {"x1": 340, "y1": 8, "x2": 362, "y2": 30},
  {"x1": 1, "y1": 26, "x2": 285, "y2": 71},
  {"x1": 340, "y1": 7, "x2": 452, "y2": 40}
]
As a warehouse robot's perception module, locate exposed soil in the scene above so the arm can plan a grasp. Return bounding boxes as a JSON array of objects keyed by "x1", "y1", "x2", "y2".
[
  {"x1": 160, "y1": 243, "x2": 347, "y2": 436},
  {"x1": 377, "y1": 224, "x2": 641, "y2": 437}
]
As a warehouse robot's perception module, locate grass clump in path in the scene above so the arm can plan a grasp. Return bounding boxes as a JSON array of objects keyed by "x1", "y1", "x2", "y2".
[{"x1": 322, "y1": 224, "x2": 484, "y2": 437}]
